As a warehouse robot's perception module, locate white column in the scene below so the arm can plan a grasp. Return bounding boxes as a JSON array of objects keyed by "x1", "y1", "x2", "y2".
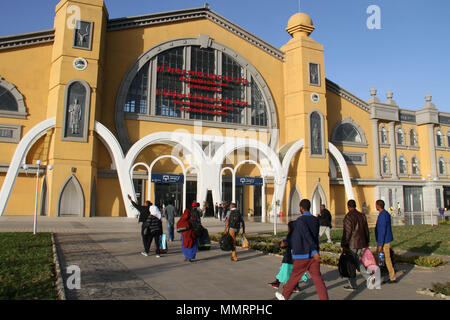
[
  {"x1": 261, "y1": 180, "x2": 266, "y2": 223},
  {"x1": 388, "y1": 122, "x2": 398, "y2": 179},
  {"x1": 371, "y1": 119, "x2": 381, "y2": 179}
]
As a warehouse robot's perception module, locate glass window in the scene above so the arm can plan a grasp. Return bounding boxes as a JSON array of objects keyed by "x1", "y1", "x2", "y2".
[
  {"x1": 412, "y1": 157, "x2": 419, "y2": 175},
  {"x1": 221, "y1": 52, "x2": 245, "y2": 124},
  {"x1": 125, "y1": 61, "x2": 149, "y2": 114},
  {"x1": 380, "y1": 126, "x2": 388, "y2": 144},
  {"x1": 0, "y1": 86, "x2": 18, "y2": 111},
  {"x1": 437, "y1": 130, "x2": 444, "y2": 147},
  {"x1": 439, "y1": 157, "x2": 446, "y2": 175},
  {"x1": 334, "y1": 123, "x2": 362, "y2": 143},
  {"x1": 123, "y1": 45, "x2": 270, "y2": 127},
  {"x1": 447, "y1": 132, "x2": 450, "y2": 147},
  {"x1": 397, "y1": 128, "x2": 405, "y2": 145},
  {"x1": 251, "y1": 79, "x2": 267, "y2": 126},
  {"x1": 404, "y1": 186, "x2": 423, "y2": 213},
  {"x1": 189, "y1": 47, "x2": 215, "y2": 121},
  {"x1": 409, "y1": 130, "x2": 417, "y2": 146},
  {"x1": 156, "y1": 48, "x2": 184, "y2": 118},
  {"x1": 399, "y1": 157, "x2": 407, "y2": 174},
  {"x1": 382, "y1": 156, "x2": 390, "y2": 174}
]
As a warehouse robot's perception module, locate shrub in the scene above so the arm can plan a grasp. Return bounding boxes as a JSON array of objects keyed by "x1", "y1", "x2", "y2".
[
  {"x1": 439, "y1": 220, "x2": 450, "y2": 225},
  {"x1": 319, "y1": 243, "x2": 341, "y2": 254},
  {"x1": 431, "y1": 282, "x2": 450, "y2": 296}
]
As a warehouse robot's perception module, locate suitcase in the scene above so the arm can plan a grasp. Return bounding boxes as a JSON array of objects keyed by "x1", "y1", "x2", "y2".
[{"x1": 160, "y1": 233, "x2": 168, "y2": 254}]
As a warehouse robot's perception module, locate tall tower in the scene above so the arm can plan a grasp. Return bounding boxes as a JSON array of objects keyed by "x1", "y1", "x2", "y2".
[
  {"x1": 45, "y1": 0, "x2": 107, "y2": 216},
  {"x1": 281, "y1": 13, "x2": 330, "y2": 215}
]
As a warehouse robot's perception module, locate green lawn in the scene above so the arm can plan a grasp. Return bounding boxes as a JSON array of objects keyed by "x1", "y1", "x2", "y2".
[
  {"x1": 0, "y1": 233, "x2": 58, "y2": 300},
  {"x1": 270, "y1": 225, "x2": 450, "y2": 256}
]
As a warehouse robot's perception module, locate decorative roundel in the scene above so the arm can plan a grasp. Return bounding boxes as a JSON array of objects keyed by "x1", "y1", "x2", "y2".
[
  {"x1": 73, "y1": 57, "x2": 88, "y2": 71},
  {"x1": 311, "y1": 93, "x2": 320, "y2": 103}
]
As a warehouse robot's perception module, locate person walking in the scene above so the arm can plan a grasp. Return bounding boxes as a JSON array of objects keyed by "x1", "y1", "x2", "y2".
[
  {"x1": 275, "y1": 199, "x2": 328, "y2": 300},
  {"x1": 318, "y1": 204, "x2": 333, "y2": 243},
  {"x1": 375, "y1": 199, "x2": 397, "y2": 284},
  {"x1": 224, "y1": 203, "x2": 245, "y2": 262},
  {"x1": 341, "y1": 199, "x2": 371, "y2": 291},
  {"x1": 268, "y1": 221, "x2": 303, "y2": 293},
  {"x1": 128, "y1": 194, "x2": 152, "y2": 256},
  {"x1": 144, "y1": 203, "x2": 163, "y2": 258},
  {"x1": 177, "y1": 208, "x2": 198, "y2": 262},
  {"x1": 164, "y1": 200, "x2": 177, "y2": 242}
]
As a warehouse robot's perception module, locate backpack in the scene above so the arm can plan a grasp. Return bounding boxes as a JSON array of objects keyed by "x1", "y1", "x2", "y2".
[{"x1": 228, "y1": 210, "x2": 242, "y2": 229}]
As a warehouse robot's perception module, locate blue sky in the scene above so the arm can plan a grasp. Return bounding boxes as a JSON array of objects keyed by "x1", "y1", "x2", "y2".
[{"x1": 1, "y1": 0, "x2": 449, "y2": 111}]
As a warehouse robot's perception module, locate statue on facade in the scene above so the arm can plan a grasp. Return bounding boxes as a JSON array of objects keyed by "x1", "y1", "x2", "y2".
[{"x1": 68, "y1": 98, "x2": 82, "y2": 135}]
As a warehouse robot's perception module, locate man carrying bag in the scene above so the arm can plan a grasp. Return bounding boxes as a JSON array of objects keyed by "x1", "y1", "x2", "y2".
[{"x1": 224, "y1": 203, "x2": 245, "y2": 262}]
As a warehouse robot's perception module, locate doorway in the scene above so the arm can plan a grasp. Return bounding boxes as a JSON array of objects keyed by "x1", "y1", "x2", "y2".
[
  {"x1": 154, "y1": 183, "x2": 183, "y2": 215},
  {"x1": 59, "y1": 176, "x2": 84, "y2": 217}
]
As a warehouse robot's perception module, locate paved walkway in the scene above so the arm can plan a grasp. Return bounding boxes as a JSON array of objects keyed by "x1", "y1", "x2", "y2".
[{"x1": 1, "y1": 216, "x2": 448, "y2": 300}]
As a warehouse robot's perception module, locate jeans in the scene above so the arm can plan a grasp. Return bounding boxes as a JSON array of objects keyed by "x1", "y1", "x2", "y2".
[
  {"x1": 148, "y1": 231, "x2": 161, "y2": 255},
  {"x1": 348, "y1": 248, "x2": 372, "y2": 288},
  {"x1": 319, "y1": 226, "x2": 332, "y2": 243},
  {"x1": 166, "y1": 221, "x2": 174, "y2": 241},
  {"x1": 282, "y1": 258, "x2": 329, "y2": 300}
]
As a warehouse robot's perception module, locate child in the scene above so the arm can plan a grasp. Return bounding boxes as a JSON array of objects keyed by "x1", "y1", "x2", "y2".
[{"x1": 268, "y1": 221, "x2": 309, "y2": 292}]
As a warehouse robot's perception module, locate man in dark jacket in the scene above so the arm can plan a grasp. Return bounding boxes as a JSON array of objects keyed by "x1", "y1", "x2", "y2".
[
  {"x1": 341, "y1": 199, "x2": 372, "y2": 291},
  {"x1": 128, "y1": 194, "x2": 152, "y2": 256},
  {"x1": 276, "y1": 199, "x2": 328, "y2": 300},
  {"x1": 375, "y1": 199, "x2": 396, "y2": 284},
  {"x1": 318, "y1": 204, "x2": 332, "y2": 243}
]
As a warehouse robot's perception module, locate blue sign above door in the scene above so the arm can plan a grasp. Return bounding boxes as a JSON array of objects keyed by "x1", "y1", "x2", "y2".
[
  {"x1": 151, "y1": 173, "x2": 184, "y2": 184},
  {"x1": 235, "y1": 176, "x2": 263, "y2": 186}
]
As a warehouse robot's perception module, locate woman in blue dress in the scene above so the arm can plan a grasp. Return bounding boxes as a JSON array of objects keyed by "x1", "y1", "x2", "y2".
[{"x1": 176, "y1": 207, "x2": 198, "y2": 262}]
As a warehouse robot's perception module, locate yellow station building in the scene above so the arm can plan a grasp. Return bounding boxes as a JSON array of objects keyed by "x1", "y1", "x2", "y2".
[{"x1": 1, "y1": 0, "x2": 449, "y2": 223}]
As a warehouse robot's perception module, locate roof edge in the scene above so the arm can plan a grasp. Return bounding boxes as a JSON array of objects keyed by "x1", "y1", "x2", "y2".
[
  {"x1": 107, "y1": 6, "x2": 285, "y2": 61},
  {"x1": 0, "y1": 29, "x2": 55, "y2": 51},
  {"x1": 326, "y1": 78, "x2": 370, "y2": 113}
]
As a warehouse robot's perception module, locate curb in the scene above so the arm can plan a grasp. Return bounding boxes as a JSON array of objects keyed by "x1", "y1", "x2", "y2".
[
  {"x1": 51, "y1": 233, "x2": 66, "y2": 300},
  {"x1": 416, "y1": 288, "x2": 450, "y2": 300}
]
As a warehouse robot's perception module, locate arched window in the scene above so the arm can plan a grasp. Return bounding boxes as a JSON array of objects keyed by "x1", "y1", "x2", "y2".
[
  {"x1": 447, "y1": 131, "x2": 450, "y2": 148},
  {"x1": 310, "y1": 111, "x2": 324, "y2": 156},
  {"x1": 122, "y1": 44, "x2": 270, "y2": 127},
  {"x1": 380, "y1": 125, "x2": 388, "y2": 144},
  {"x1": 396, "y1": 127, "x2": 405, "y2": 145},
  {"x1": 0, "y1": 77, "x2": 27, "y2": 118},
  {"x1": 409, "y1": 129, "x2": 418, "y2": 146},
  {"x1": 382, "y1": 155, "x2": 390, "y2": 174},
  {"x1": 411, "y1": 157, "x2": 420, "y2": 175},
  {"x1": 436, "y1": 129, "x2": 444, "y2": 147},
  {"x1": 399, "y1": 156, "x2": 407, "y2": 174},
  {"x1": 331, "y1": 117, "x2": 367, "y2": 146},
  {"x1": 439, "y1": 156, "x2": 446, "y2": 175}
]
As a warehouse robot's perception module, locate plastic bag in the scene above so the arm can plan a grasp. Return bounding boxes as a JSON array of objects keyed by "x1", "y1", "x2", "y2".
[
  {"x1": 361, "y1": 247, "x2": 377, "y2": 268},
  {"x1": 242, "y1": 235, "x2": 249, "y2": 249}
]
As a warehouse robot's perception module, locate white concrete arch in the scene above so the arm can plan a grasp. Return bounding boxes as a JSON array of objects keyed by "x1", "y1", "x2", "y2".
[
  {"x1": 233, "y1": 159, "x2": 267, "y2": 221},
  {"x1": 328, "y1": 142, "x2": 355, "y2": 200},
  {"x1": 0, "y1": 117, "x2": 56, "y2": 216},
  {"x1": 148, "y1": 155, "x2": 187, "y2": 210},
  {"x1": 212, "y1": 137, "x2": 285, "y2": 214},
  {"x1": 130, "y1": 162, "x2": 151, "y2": 201}
]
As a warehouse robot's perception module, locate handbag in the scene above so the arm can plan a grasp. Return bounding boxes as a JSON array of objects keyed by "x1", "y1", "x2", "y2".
[{"x1": 176, "y1": 226, "x2": 188, "y2": 233}]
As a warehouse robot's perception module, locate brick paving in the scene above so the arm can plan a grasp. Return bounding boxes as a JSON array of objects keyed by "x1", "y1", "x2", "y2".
[{"x1": 1, "y1": 216, "x2": 449, "y2": 300}]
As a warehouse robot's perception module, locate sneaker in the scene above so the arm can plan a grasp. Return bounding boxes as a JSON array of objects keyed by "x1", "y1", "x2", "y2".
[
  {"x1": 383, "y1": 279, "x2": 397, "y2": 284},
  {"x1": 275, "y1": 292, "x2": 286, "y2": 300},
  {"x1": 156, "y1": 255, "x2": 161, "y2": 258},
  {"x1": 140, "y1": 252, "x2": 148, "y2": 257},
  {"x1": 343, "y1": 285, "x2": 356, "y2": 292},
  {"x1": 268, "y1": 281, "x2": 280, "y2": 289},
  {"x1": 293, "y1": 285, "x2": 301, "y2": 293}
]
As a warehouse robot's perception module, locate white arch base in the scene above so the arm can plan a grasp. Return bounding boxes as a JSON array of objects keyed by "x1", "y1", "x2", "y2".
[{"x1": 0, "y1": 120, "x2": 355, "y2": 219}]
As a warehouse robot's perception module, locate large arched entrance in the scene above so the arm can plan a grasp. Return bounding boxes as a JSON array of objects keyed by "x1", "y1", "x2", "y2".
[{"x1": 58, "y1": 175, "x2": 84, "y2": 217}]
